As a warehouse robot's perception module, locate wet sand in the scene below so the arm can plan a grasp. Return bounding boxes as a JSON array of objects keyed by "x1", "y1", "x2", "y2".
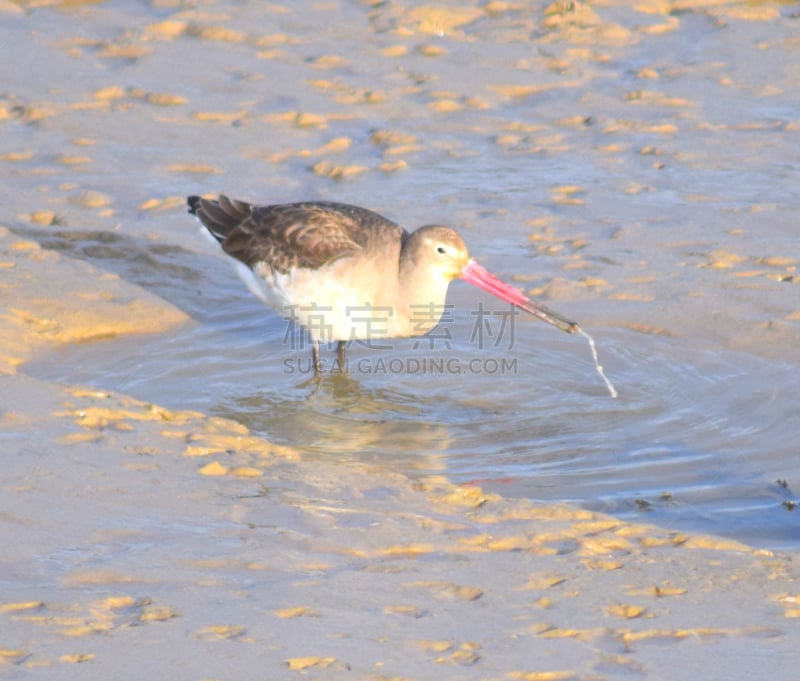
[
  {"x1": 2, "y1": 0, "x2": 800, "y2": 678},
  {"x1": 3, "y1": 358, "x2": 800, "y2": 679}
]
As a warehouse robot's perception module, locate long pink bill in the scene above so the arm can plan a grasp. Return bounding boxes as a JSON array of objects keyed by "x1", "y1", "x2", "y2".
[{"x1": 460, "y1": 259, "x2": 580, "y2": 335}]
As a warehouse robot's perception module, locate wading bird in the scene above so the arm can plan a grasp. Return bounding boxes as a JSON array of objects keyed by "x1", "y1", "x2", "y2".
[{"x1": 188, "y1": 195, "x2": 579, "y2": 375}]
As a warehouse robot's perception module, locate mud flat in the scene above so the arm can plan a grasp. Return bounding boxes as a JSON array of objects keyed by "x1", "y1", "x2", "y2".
[
  {"x1": 2, "y1": 209, "x2": 799, "y2": 681},
  {"x1": 2, "y1": 1, "x2": 800, "y2": 678}
]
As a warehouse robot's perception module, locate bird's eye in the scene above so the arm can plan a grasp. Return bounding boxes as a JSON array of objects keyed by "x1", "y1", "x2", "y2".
[{"x1": 436, "y1": 245, "x2": 447, "y2": 254}]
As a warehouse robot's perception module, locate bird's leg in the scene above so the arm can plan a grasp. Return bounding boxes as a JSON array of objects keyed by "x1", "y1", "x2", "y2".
[
  {"x1": 312, "y1": 341, "x2": 322, "y2": 377},
  {"x1": 336, "y1": 341, "x2": 347, "y2": 373}
]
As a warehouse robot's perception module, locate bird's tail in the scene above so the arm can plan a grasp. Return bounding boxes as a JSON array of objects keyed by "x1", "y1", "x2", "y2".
[{"x1": 187, "y1": 195, "x2": 252, "y2": 244}]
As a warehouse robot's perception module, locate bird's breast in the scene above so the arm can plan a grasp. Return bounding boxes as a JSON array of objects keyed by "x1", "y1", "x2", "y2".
[{"x1": 241, "y1": 259, "x2": 450, "y2": 342}]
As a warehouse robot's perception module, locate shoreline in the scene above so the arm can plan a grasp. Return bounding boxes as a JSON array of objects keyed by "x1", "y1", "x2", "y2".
[
  {"x1": 3, "y1": 1, "x2": 799, "y2": 676},
  {"x1": 2, "y1": 213, "x2": 799, "y2": 679}
]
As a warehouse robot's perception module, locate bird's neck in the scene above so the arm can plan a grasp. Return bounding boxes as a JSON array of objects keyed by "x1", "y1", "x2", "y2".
[{"x1": 397, "y1": 258, "x2": 451, "y2": 334}]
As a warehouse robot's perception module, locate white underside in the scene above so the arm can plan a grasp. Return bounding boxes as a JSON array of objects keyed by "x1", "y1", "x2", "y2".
[{"x1": 234, "y1": 260, "x2": 447, "y2": 343}]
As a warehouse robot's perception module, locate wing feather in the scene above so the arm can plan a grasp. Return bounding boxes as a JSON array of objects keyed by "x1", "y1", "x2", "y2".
[{"x1": 188, "y1": 195, "x2": 403, "y2": 274}]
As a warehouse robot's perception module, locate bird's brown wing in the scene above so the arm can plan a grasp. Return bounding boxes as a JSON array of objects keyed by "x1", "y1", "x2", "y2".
[{"x1": 188, "y1": 195, "x2": 403, "y2": 274}]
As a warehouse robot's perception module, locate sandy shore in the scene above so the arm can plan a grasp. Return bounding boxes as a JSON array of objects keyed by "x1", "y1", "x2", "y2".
[
  {"x1": 2, "y1": 0, "x2": 800, "y2": 678},
  {"x1": 2, "y1": 191, "x2": 799, "y2": 680}
]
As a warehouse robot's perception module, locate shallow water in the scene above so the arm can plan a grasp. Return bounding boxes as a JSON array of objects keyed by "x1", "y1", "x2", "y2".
[
  {"x1": 27, "y1": 237, "x2": 800, "y2": 550},
  {"x1": 9, "y1": 0, "x2": 800, "y2": 550}
]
